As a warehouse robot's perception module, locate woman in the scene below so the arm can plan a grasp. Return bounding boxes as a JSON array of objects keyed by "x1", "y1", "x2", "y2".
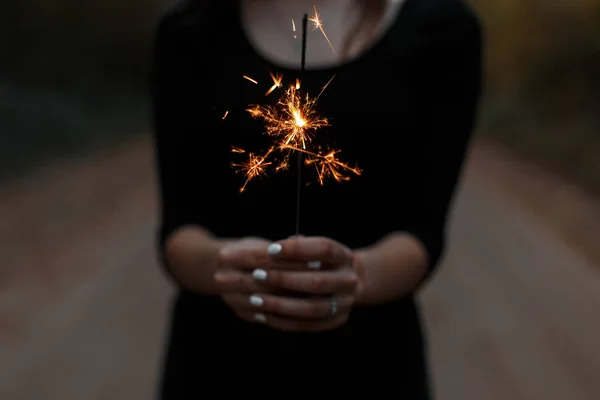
[{"x1": 152, "y1": 0, "x2": 481, "y2": 398}]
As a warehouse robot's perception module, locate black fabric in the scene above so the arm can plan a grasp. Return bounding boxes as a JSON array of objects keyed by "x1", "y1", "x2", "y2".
[{"x1": 151, "y1": 0, "x2": 482, "y2": 397}]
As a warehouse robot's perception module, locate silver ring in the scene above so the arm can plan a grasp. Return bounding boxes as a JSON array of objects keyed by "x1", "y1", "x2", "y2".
[{"x1": 329, "y1": 296, "x2": 338, "y2": 317}]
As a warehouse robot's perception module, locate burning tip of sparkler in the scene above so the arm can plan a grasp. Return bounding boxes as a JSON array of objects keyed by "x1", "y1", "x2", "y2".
[{"x1": 232, "y1": 72, "x2": 356, "y2": 192}]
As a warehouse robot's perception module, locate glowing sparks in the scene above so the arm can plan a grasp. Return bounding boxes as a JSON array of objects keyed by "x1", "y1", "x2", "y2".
[
  {"x1": 309, "y1": 5, "x2": 336, "y2": 53},
  {"x1": 292, "y1": 18, "x2": 297, "y2": 39},
  {"x1": 265, "y1": 71, "x2": 283, "y2": 96},
  {"x1": 243, "y1": 75, "x2": 258, "y2": 84},
  {"x1": 306, "y1": 149, "x2": 363, "y2": 185},
  {"x1": 232, "y1": 148, "x2": 274, "y2": 192},
  {"x1": 247, "y1": 83, "x2": 328, "y2": 150},
  {"x1": 222, "y1": 111, "x2": 229, "y2": 120},
  {"x1": 231, "y1": 74, "x2": 361, "y2": 192}
]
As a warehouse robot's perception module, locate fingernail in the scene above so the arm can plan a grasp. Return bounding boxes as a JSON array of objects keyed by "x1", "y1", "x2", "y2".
[
  {"x1": 250, "y1": 295, "x2": 264, "y2": 307},
  {"x1": 267, "y1": 243, "x2": 283, "y2": 255},
  {"x1": 307, "y1": 260, "x2": 322, "y2": 270},
  {"x1": 254, "y1": 313, "x2": 267, "y2": 323},
  {"x1": 252, "y1": 269, "x2": 267, "y2": 281}
]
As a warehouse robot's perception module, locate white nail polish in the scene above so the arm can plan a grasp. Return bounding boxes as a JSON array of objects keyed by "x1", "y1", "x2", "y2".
[
  {"x1": 267, "y1": 243, "x2": 283, "y2": 255},
  {"x1": 254, "y1": 313, "x2": 267, "y2": 323},
  {"x1": 252, "y1": 269, "x2": 267, "y2": 281},
  {"x1": 250, "y1": 295, "x2": 264, "y2": 307},
  {"x1": 307, "y1": 260, "x2": 322, "y2": 270}
]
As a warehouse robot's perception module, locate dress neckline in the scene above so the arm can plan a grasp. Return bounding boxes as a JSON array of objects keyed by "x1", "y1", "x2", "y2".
[{"x1": 235, "y1": 0, "x2": 410, "y2": 73}]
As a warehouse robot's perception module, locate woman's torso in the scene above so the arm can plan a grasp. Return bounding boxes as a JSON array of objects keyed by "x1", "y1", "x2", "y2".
[{"x1": 157, "y1": 0, "x2": 477, "y2": 394}]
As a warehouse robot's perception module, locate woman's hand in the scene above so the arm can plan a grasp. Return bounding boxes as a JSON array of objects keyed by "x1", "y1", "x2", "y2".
[{"x1": 215, "y1": 236, "x2": 366, "y2": 332}]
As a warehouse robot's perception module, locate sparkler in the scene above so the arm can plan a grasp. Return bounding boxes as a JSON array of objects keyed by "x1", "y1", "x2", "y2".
[{"x1": 229, "y1": 7, "x2": 361, "y2": 233}]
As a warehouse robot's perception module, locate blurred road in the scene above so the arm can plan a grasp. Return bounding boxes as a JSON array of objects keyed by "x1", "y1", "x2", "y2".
[{"x1": 1, "y1": 136, "x2": 600, "y2": 399}]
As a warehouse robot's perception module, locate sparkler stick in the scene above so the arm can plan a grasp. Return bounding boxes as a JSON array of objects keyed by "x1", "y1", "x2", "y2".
[{"x1": 294, "y1": 13, "x2": 309, "y2": 235}]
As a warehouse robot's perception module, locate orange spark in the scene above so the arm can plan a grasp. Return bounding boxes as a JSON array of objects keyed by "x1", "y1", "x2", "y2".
[
  {"x1": 305, "y1": 148, "x2": 363, "y2": 185},
  {"x1": 243, "y1": 75, "x2": 258, "y2": 84},
  {"x1": 265, "y1": 71, "x2": 283, "y2": 96},
  {"x1": 309, "y1": 5, "x2": 336, "y2": 53},
  {"x1": 222, "y1": 110, "x2": 229, "y2": 120}
]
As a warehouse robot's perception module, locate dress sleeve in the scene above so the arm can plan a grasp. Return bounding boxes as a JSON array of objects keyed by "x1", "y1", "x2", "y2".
[
  {"x1": 151, "y1": 13, "x2": 222, "y2": 268},
  {"x1": 403, "y1": 4, "x2": 483, "y2": 276}
]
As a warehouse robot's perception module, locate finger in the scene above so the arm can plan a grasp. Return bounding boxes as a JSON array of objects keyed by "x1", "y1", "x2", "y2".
[
  {"x1": 268, "y1": 260, "x2": 325, "y2": 271},
  {"x1": 253, "y1": 269, "x2": 358, "y2": 295},
  {"x1": 223, "y1": 293, "x2": 354, "y2": 320},
  {"x1": 236, "y1": 311, "x2": 350, "y2": 332},
  {"x1": 267, "y1": 237, "x2": 353, "y2": 265},
  {"x1": 288, "y1": 235, "x2": 322, "y2": 267},
  {"x1": 215, "y1": 270, "x2": 287, "y2": 294},
  {"x1": 219, "y1": 245, "x2": 319, "y2": 271},
  {"x1": 218, "y1": 242, "x2": 269, "y2": 270},
  {"x1": 231, "y1": 310, "x2": 267, "y2": 325}
]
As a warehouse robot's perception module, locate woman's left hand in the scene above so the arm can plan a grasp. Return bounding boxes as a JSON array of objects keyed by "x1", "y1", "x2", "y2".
[{"x1": 219, "y1": 236, "x2": 367, "y2": 332}]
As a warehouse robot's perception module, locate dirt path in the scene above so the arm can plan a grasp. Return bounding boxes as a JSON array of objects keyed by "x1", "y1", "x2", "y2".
[
  {"x1": 421, "y1": 143, "x2": 600, "y2": 399},
  {"x1": 1, "y1": 136, "x2": 599, "y2": 399},
  {"x1": 0, "y1": 136, "x2": 173, "y2": 399}
]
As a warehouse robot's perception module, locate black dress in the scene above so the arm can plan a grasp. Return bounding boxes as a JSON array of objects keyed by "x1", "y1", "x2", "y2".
[{"x1": 152, "y1": 0, "x2": 482, "y2": 397}]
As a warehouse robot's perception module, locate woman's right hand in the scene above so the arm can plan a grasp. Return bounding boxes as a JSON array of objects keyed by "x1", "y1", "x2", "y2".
[{"x1": 214, "y1": 237, "x2": 308, "y2": 324}]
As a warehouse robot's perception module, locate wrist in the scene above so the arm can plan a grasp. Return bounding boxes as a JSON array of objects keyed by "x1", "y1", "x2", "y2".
[
  {"x1": 352, "y1": 250, "x2": 371, "y2": 306},
  {"x1": 164, "y1": 226, "x2": 228, "y2": 295}
]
